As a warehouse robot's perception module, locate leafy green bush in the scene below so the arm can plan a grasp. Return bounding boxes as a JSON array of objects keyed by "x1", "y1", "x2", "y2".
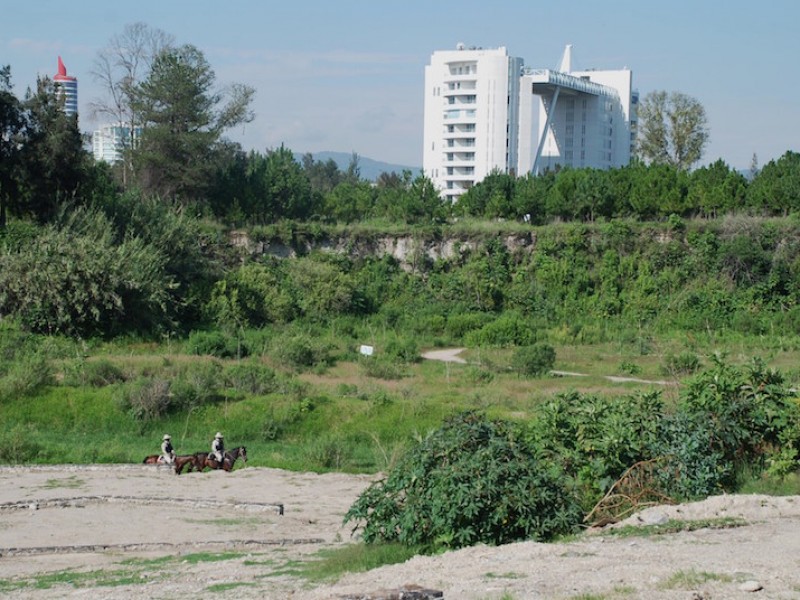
[
  {"x1": 115, "y1": 377, "x2": 173, "y2": 421},
  {"x1": 359, "y1": 356, "x2": 407, "y2": 380},
  {"x1": 528, "y1": 392, "x2": 664, "y2": 507},
  {"x1": 649, "y1": 412, "x2": 730, "y2": 499},
  {"x1": 62, "y1": 358, "x2": 126, "y2": 387},
  {"x1": 0, "y1": 352, "x2": 53, "y2": 400},
  {"x1": 272, "y1": 333, "x2": 333, "y2": 371},
  {"x1": 186, "y1": 330, "x2": 243, "y2": 359},
  {"x1": 661, "y1": 351, "x2": 702, "y2": 376},
  {"x1": 383, "y1": 336, "x2": 419, "y2": 363},
  {"x1": 0, "y1": 210, "x2": 172, "y2": 337},
  {"x1": 511, "y1": 343, "x2": 556, "y2": 377},
  {"x1": 676, "y1": 356, "x2": 800, "y2": 478},
  {"x1": 170, "y1": 361, "x2": 224, "y2": 409},
  {"x1": 464, "y1": 313, "x2": 537, "y2": 347},
  {"x1": 224, "y1": 361, "x2": 279, "y2": 395},
  {"x1": 0, "y1": 425, "x2": 44, "y2": 463},
  {"x1": 345, "y1": 412, "x2": 581, "y2": 551}
]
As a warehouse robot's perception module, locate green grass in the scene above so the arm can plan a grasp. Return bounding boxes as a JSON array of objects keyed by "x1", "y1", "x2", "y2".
[
  {"x1": 0, "y1": 568, "x2": 153, "y2": 591},
  {"x1": 739, "y1": 472, "x2": 800, "y2": 496},
  {"x1": 41, "y1": 475, "x2": 85, "y2": 489},
  {"x1": 206, "y1": 581, "x2": 257, "y2": 592},
  {"x1": 3, "y1": 329, "x2": 800, "y2": 474},
  {"x1": 600, "y1": 517, "x2": 748, "y2": 538},
  {"x1": 296, "y1": 543, "x2": 422, "y2": 583},
  {"x1": 658, "y1": 568, "x2": 734, "y2": 589}
]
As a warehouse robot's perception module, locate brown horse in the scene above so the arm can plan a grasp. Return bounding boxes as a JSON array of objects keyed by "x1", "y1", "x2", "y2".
[
  {"x1": 142, "y1": 454, "x2": 162, "y2": 465},
  {"x1": 173, "y1": 453, "x2": 204, "y2": 475},
  {"x1": 198, "y1": 446, "x2": 248, "y2": 472}
]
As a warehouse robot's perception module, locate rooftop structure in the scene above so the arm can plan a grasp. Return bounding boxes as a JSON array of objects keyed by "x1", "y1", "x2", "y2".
[{"x1": 53, "y1": 56, "x2": 78, "y2": 117}]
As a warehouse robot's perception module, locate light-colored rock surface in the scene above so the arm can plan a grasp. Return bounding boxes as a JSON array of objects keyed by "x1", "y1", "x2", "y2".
[{"x1": 1, "y1": 465, "x2": 800, "y2": 599}]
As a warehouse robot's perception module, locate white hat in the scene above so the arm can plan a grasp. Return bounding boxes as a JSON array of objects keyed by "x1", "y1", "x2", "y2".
[
  {"x1": 215, "y1": 432, "x2": 223, "y2": 438},
  {"x1": 163, "y1": 434, "x2": 171, "y2": 440}
]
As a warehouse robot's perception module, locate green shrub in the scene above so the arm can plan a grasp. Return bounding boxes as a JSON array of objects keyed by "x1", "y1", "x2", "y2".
[
  {"x1": 650, "y1": 412, "x2": 731, "y2": 499},
  {"x1": 115, "y1": 377, "x2": 173, "y2": 421},
  {"x1": 186, "y1": 330, "x2": 243, "y2": 359},
  {"x1": 464, "y1": 313, "x2": 537, "y2": 347},
  {"x1": 272, "y1": 333, "x2": 333, "y2": 371},
  {"x1": 0, "y1": 425, "x2": 44, "y2": 463},
  {"x1": 170, "y1": 361, "x2": 224, "y2": 409},
  {"x1": 661, "y1": 351, "x2": 702, "y2": 376},
  {"x1": 511, "y1": 343, "x2": 556, "y2": 377},
  {"x1": 359, "y1": 356, "x2": 407, "y2": 380},
  {"x1": 383, "y1": 337, "x2": 419, "y2": 363},
  {"x1": 445, "y1": 312, "x2": 494, "y2": 340},
  {"x1": 0, "y1": 352, "x2": 53, "y2": 400},
  {"x1": 345, "y1": 412, "x2": 581, "y2": 552},
  {"x1": 528, "y1": 391, "x2": 664, "y2": 508},
  {"x1": 62, "y1": 358, "x2": 126, "y2": 387},
  {"x1": 224, "y1": 361, "x2": 279, "y2": 395}
]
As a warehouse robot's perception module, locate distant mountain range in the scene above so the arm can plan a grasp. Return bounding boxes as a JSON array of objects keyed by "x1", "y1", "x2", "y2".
[{"x1": 293, "y1": 151, "x2": 421, "y2": 181}]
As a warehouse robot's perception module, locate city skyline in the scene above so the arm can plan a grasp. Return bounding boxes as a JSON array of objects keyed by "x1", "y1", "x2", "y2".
[{"x1": 2, "y1": 0, "x2": 798, "y2": 171}]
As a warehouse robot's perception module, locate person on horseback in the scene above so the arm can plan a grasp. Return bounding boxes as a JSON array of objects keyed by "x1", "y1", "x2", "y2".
[
  {"x1": 210, "y1": 432, "x2": 225, "y2": 465},
  {"x1": 161, "y1": 434, "x2": 175, "y2": 465}
]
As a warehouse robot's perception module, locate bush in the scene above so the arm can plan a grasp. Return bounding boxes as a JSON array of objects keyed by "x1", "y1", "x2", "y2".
[
  {"x1": 0, "y1": 352, "x2": 53, "y2": 400},
  {"x1": 345, "y1": 412, "x2": 581, "y2": 552},
  {"x1": 511, "y1": 343, "x2": 556, "y2": 377},
  {"x1": 661, "y1": 351, "x2": 702, "y2": 376},
  {"x1": 224, "y1": 361, "x2": 279, "y2": 395},
  {"x1": 463, "y1": 313, "x2": 537, "y2": 347},
  {"x1": 116, "y1": 378, "x2": 173, "y2": 421},
  {"x1": 170, "y1": 361, "x2": 224, "y2": 409},
  {"x1": 186, "y1": 330, "x2": 243, "y2": 359},
  {"x1": 0, "y1": 425, "x2": 44, "y2": 463},
  {"x1": 62, "y1": 358, "x2": 126, "y2": 387},
  {"x1": 272, "y1": 333, "x2": 334, "y2": 371}
]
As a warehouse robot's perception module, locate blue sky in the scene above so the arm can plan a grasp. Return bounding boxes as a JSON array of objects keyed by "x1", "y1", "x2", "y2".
[{"x1": 3, "y1": 0, "x2": 798, "y2": 169}]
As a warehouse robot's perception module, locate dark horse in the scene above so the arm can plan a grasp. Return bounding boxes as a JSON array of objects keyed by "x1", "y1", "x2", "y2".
[
  {"x1": 173, "y1": 453, "x2": 204, "y2": 475},
  {"x1": 198, "y1": 446, "x2": 248, "y2": 473}
]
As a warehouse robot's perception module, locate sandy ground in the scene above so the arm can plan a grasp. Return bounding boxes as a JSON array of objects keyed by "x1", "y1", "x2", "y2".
[{"x1": 1, "y1": 465, "x2": 800, "y2": 599}]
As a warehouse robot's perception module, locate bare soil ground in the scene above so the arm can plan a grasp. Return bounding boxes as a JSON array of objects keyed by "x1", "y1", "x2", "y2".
[{"x1": 1, "y1": 465, "x2": 800, "y2": 599}]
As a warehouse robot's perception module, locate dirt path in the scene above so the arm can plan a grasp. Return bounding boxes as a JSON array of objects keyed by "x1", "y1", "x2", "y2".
[
  {"x1": 422, "y1": 348, "x2": 673, "y2": 385},
  {"x1": 1, "y1": 465, "x2": 800, "y2": 599}
]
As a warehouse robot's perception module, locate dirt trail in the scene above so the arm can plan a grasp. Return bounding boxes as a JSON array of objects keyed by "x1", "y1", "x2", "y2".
[{"x1": 1, "y1": 465, "x2": 800, "y2": 599}]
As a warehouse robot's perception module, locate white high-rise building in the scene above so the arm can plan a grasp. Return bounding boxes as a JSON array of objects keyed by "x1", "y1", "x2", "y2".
[
  {"x1": 423, "y1": 44, "x2": 637, "y2": 201},
  {"x1": 423, "y1": 45, "x2": 523, "y2": 203},
  {"x1": 92, "y1": 123, "x2": 141, "y2": 164}
]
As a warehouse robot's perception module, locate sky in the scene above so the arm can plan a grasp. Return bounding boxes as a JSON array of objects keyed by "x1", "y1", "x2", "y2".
[{"x1": 2, "y1": 0, "x2": 799, "y2": 170}]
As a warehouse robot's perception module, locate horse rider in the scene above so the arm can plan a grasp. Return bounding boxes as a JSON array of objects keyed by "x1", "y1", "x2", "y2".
[
  {"x1": 161, "y1": 434, "x2": 176, "y2": 465},
  {"x1": 210, "y1": 432, "x2": 225, "y2": 464}
]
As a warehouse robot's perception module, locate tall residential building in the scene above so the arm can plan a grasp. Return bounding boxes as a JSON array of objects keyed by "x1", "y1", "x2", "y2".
[
  {"x1": 92, "y1": 123, "x2": 141, "y2": 164},
  {"x1": 423, "y1": 44, "x2": 637, "y2": 201},
  {"x1": 53, "y1": 56, "x2": 78, "y2": 117},
  {"x1": 423, "y1": 45, "x2": 523, "y2": 203}
]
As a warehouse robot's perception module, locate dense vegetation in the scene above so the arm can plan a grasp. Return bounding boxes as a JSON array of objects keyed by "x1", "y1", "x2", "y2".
[{"x1": 2, "y1": 31, "x2": 800, "y2": 556}]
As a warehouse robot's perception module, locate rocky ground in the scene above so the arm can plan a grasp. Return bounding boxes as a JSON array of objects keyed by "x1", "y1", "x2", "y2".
[{"x1": 1, "y1": 464, "x2": 800, "y2": 599}]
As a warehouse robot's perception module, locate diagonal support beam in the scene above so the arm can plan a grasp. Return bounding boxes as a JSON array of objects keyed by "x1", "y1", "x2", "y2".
[{"x1": 532, "y1": 86, "x2": 560, "y2": 175}]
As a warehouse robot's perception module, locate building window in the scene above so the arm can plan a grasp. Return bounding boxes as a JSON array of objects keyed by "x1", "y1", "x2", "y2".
[
  {"x1": 447, "y1": 125, "x2": 454, "y2": 133},
  {"x1": 566, "y1": 137, "x2": 574, "y2": 148},
  {"x1": 566, "y1": 125, "x2": 574, "y2": 135},
  {"x1": 566, "y1": 111, "x2": 574, "y2": 122},
  {"x1": 565, "y1": 150, "x2": 573, "y2": 160}
]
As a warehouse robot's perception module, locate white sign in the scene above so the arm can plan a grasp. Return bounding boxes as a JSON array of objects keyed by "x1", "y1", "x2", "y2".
[{"x1": 359, "y1": 345, "x2": 374, "y2": 356}]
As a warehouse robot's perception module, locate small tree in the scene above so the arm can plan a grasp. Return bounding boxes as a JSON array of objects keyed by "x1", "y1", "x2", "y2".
[
  {"x1": 637, "y1": 90, "x2": 709, "y2": 171},
  {"x1": 512, "y1": 343, "x2": 556, "y2": 377}
]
